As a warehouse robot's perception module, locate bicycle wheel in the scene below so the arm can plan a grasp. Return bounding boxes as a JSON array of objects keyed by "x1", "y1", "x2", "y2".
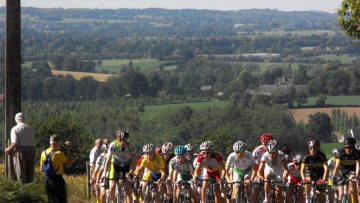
[
  {"x1": 177, "y1": 194, "x2": 185, "y2": 203},
  {"x1": 206, "y1": 188, "x2": 215, "y2": 203}
]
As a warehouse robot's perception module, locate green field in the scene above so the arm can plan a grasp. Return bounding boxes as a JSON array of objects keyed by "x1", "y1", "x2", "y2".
[
  {"x1": 303, "y1": 96, "x2": 360, "y2": 106},
  {"x1": 141, "y1": 100, "x2": 227, "y2": 121},
  {"x1": 256, "y1": 29, "x2": 337, "y2": 36},
  {"x1": 321, "y1": 142, "x2": 343, "y2": 158},
  {"x1": 96, "y1": 59, "x2": 166, "y2": 72},
  {"x1": 315, "y1": 54, "x2": 357, "y2": 64}
]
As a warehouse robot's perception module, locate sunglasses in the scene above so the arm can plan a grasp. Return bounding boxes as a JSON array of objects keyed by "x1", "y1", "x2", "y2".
[
  {"x1": 176, "y1": 155, "x2": 185, "y2": 159},
  {"x1": 345, "y1": 146, "x2": 354, "y2": 149},
  {"x1": 308, "y1": 147, "x2": 317, "y2": 150},
  {"x1": 235, "y1": 151, "x2": 245, "y2": 154},
  {"x1": 202, "y1": 151, "x2": 211, "y2": 155}
]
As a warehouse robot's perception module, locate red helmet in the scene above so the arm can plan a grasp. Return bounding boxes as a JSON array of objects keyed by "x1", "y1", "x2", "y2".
[
  {"x1": 155, "y1": 147, "x2": 161, "y2": 154},
  {"x1": 260, "y1": 133, "x2": 273, "y2": 143}
]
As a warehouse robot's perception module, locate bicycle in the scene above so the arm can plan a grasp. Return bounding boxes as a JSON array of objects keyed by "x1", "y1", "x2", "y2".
[
  {"x1": 174, "y1": 180, "x2": 192, "y2": 203},
  {"x1": 302, "y1": 180, "x2": 326, "y2": 203},
  {"x1": 226, "y1": 180, "x2": 248, "y2": 203},
  {"x1": 105, "y1": 173, "x2": 129, "y2": 203},
  {"x1": 335, "y1": 177, "x2": 357, "y2": 203},
  {"x1": 252, "y1": 180, "x2": 265, "y2": 202},
  {"x1": 263, "y1": 179, "x2": 286, "y2": 203},
  {"x1": 142, "y1": 180, "x2": 163, "y2": 203},
  {"x1": 203, "y1": 178, "x2": 218, "y2": 203},
  {"x1": 286, "y1": 181, "x2": 303, "y2": 203}
]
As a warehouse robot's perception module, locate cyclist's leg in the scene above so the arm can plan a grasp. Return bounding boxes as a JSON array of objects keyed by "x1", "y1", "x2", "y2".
[
  {"x1": 166, "y1": 179, "x2": 173, "y2": 201},
  {"x1": 348, "y1": 173, "x2": 357, "y2": 203},
  {"x1": 108, "y1": 163, "x2": 119, "y2": 201},
  {"x1": 188, "y1": 184, "x2": 199, "y2": 203},
  {"x1": 303, "y1": 176, "x2": 311, "y2": 203},
  {"x1": 263, "y1": 166, "x2": 274, "y2": 202},
  {"x1": 201, "y1": 179, "x2": 209, "y2": 202},
  {"x1": 274, "y1": 172, "x2": 283, "y2": 203},
  {"x1": 120, "y1": 165, "x2": 133, "y2": 203},
  {"x1": 252, "y1": 177, "x2": 260, "y2": 203}
]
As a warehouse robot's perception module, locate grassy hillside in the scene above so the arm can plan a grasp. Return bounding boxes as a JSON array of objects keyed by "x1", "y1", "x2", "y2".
[
  {"x1": 52, "y1": 70, "x2": 115, "y2": 82},
  {"x1": 303, "y1": 96, "x2": 360, "y2": 106},
  {"x1": 141, "y1": 100, "x2": 227, "y2": 121},
  {"x1": 96, "y1": 59, "x2": 166, "y2": 72},
  {"x1": 321, "y1": 142, "x2": 343, "y2": 159}
]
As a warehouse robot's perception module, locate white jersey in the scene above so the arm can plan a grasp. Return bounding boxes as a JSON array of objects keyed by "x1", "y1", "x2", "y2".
[
  {"x1": 287, "y1": 162, "x2": 301, "y2": 178},
  {"x1": 226, "y1": 151, "x2": 255, "y2": 171},
  {"x1": 107, "y1": 141, "x2": 135, "y2": 165},
  {"x1": 252, "y1": 145, "x2": 267, "y2": 165},
  {"x1": 261, "y1": 151, "x2": 286, "y2": 170},
  {"x1": 171, "y1": 159, "x2": 194, "y2": 181}
]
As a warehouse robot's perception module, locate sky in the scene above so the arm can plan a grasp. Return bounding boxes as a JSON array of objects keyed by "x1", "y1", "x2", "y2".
[{"x1": 0, "y1": 0, "x2": 343, "y2": 13}]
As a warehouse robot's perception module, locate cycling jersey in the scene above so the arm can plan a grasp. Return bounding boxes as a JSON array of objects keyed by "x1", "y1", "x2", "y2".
[
  {"x1": 336, "y1": 147, "x2": 360, "y2": 176},
  {"x1": 107, "y1": 140, "x2": 135, "y2": 166},
  {"x1": 170, "y1": 159, "x2": 194, "y2": 181},
  {"x1": 253, "y1": 145, "x2": 267, "y2": 165},
  {"x1": 301, "y1": 151, "x2": 327, "y2": 180},
  {"x1": 140, "y1": 153, "x2": 165, "y2": 181},
  {"x1": 196, "y1": 152, "x2": 223, "y2": 180},
  {"x1": 287, "y1": 162, "x2": 301, "y2": 185},
  {"x1": 261, "y1": 151, "x2": 286, "y2": 180},
  {"x1": 162, "y1": 154, "x2": 175, "y2": 174},
  {"x1": 226, "y1": 151, "x2": 255, "y2": 171}
]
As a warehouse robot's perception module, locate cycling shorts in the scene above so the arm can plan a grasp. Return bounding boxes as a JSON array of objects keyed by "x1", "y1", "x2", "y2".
[
  {"x1": 109, "y1": 163, "x2": 131, "y2": 180},
  {"x1": 233, "y1": 167, "x2": 251, "y2": 182},
  {"x1": 264, "y1": 166, "x2": 283, "y2": 181},
  {"x1": 305, "y1": 170, "x2": 323, "y2": 181},
  {"x1": 203, "y1": 170, "x2": 221, "y2": 182},
  {"x1": 143, "y1": 171, "x2": 161, "y2": 182}
]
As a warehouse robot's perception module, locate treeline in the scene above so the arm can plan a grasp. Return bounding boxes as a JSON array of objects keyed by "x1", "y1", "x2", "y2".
[{"x1": 16, "y1": 33, "x2": 360, "y2": 62}]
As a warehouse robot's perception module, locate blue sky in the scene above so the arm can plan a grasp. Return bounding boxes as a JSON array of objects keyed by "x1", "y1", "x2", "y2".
[{"x1": 1, "y1": 0, "x2": 343, "y2": 13}]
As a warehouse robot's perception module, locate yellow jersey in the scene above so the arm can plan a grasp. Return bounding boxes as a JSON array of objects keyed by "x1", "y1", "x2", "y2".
[{"x1": 40, "y1": 147, "x2": 69, "y2": 175}]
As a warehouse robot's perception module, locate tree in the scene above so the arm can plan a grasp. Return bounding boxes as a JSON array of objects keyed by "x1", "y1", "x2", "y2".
[
  {"x1": 77, "y1": 76, "x2": 99, "y2": 100},
  {"x1": 316, "y1": 94, "x2": 327, "y2": 107},
  {"x1": 308, "y1": 112, "x2": 333, "y2": 141},
  {"x1": 338, "y1": 0, "x2": 360, "y2": 39}
]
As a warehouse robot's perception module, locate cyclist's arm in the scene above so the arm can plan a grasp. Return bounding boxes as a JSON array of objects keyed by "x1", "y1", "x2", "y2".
[
  {"x1": 134, "y1": 165, "x2": 144, "y2": 177},
  {"x1": 102, "y1": 154, "x2": 111, "y2": 177},
  {"x1": 193, "y1": 165, "x2": 201, "y2": 179},
  {"x1": 356, "y1": 160, "x2": 360, "y2": 178},
  {"x1": 300, "y1": 163, "x2": 306, "y2": 179},
  {"x1": 172, "y1": 169, "x2": 178, "y2": 183},
  {"x1": 130, "y1": 153, "x2": 136, "y2": 175},
  {"x1": 224, "y1": 164, "x2": 231, "y2": 181},
  {"x1": 92, "y1": 165, "x2": 101, "y2": 183},
  {"x1": 160, "y1": 167, "x2": 166, "y2": 181},
  {"x1": 96, "y1": 167, "x2": 104, "y2": 184},
  {"x1": 332, "y1": 158, "x2": 340, "y2": 178},
  {"x1": 322, "y1": 161, "x2": 328, "y2": 180},
  {"x1": 250, "y1": 164, "x2": 257, "y2": 182},
  {"x1": 220, "y1": 161, "x2": 226, "y2": 179},
  {"x1": 281, "y1": 160, "x2": 289, "y2": 179},
  {"x1": 257, "y1": 162, "x2": 265, "y2": 179}
]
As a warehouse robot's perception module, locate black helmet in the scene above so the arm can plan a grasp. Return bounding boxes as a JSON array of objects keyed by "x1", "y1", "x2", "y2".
[
  {"x1": 344, "y1": 137, "x2": 356, "y2": 147},
  {"x1": 307, "y1": 139, "x2": 320, "y2": 148}
]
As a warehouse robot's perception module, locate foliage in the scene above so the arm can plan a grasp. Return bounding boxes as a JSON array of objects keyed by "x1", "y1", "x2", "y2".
[
  {"x1": 308, "y1": 112, "x2": 333, "y2": 141},
  {"x1": 338, "y1": 0, "x2": 360, "y2": 39}
]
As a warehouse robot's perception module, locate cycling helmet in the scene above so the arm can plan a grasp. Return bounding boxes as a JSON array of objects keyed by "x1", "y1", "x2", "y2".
[
  {"x1": 184, "y1": 144, "x2": 194, "y2": 152},
  {"x1": 155, "y1": 147, "x2": 161, "y2": 154},
  {"x1": 355, "y1": 144, "x2": 360, "y2": 151},
  {"x1": 101, "y1": 144, "x2": 108, "y2": 152},
  {"x1": 162, "y1": 142, "x2": 174, "y2": 154},
  {"x1": 199, "y1": 141, "x2": 214, "y2": 151},
  {"x1": 332, "y1": 148, "x2": 339, "y2": 156},
  {"x1": 281, "y1": 147, "x2": 291, "y2": 155},
  {"x1": 292, "y1": 154, "x2": 303, "y2": 165},
  {"x1": 266, "y1": 139, "x2": 278, "y2": 152},
  {"x1": 143, "y1": 143, "x2": 156, "y2": 153},
  {"x1": 233, "y1": 141, "x2": 247, "y2": 151},
  {"x1": 174, "y1": 145, "x2": 187, "y2": 156},
  {"x1": 344, "y1": 137, "x2": 356, "y2": 147},
  {"x1": 116, "y1": 129, "x2": 129, "y2": 140},
  {"x1": 260, "y1": 133, "x2": 273, "y2": 143},
  {"x1": 307, "y1": 139, "x2": 320, "y2": 148}
]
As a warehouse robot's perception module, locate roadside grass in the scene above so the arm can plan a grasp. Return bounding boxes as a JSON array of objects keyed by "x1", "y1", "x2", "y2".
[
  {"x1": 141, "y1": 100, "x2": 227, "y2": 121},
  {"x1": 0, "y1": 163, "x2": 92, "y2": 202},
  {"x1": 321, "y1": 142, "x2": 343, "y2": 159}
]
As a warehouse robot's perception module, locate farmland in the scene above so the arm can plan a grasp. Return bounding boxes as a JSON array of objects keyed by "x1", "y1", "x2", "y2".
[
  {"x1": 52, "y1": 70, "x2": 115, "y2": 82},
  {"x1": 96, "y1": 59, "x2": 166, "y2": 72},
  {"x1": 303, "y1": 95, "x2": 360, "y2": 106},
  {"x1": 292, "y1": 107, "x2": 360, "y2": 123}
]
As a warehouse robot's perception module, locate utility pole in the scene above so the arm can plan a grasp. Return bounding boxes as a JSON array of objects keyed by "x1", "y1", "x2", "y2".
[{"x1": 5, "y1": 0, "x2": 21, "y2": 179}]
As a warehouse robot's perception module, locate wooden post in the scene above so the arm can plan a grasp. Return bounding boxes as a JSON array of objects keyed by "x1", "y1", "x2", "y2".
[
  {"x1": 86, "y1": 161, "x2": 91, "y2": 198},
  {"x1": 5, "y1": 0, "x2": 21, "y2": 179}
]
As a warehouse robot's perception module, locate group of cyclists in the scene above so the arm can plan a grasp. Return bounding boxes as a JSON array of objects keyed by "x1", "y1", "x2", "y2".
[{"x1": 90, "y1": 129, "x2": 360, "y2": 203}]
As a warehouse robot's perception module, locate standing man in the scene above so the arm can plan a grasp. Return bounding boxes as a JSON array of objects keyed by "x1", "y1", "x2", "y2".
[
  {"x1": 5, "y1": 112, "x2": 36, "y2": 184},
  {"x1": 40, "y1": 134, "x2": 73, "y2": 203},
  {"x1": 89, "y1": 138, "x2": 103, "y2": 172}
]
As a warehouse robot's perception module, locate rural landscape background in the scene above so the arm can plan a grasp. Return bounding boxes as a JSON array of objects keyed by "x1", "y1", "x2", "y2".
[{"x1": 0, "y1": 2, "x2": 359, "y2": 201}]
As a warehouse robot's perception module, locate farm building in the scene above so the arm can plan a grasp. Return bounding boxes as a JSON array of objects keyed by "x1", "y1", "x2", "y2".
[{"x1": 338, "y1": 127, "x2": 360, "y2": 142}]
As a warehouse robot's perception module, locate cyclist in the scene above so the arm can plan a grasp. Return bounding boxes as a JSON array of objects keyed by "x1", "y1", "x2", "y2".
[
  {"x1": 252, "y1": 132, "x2": 273, "y2": 203},
  {"x1": 134, "y1": 143, "x2": 166, "y2": 202},
  {"x1": 193, "y1": 141, "x2": 225, "y2": 203},
  {"x1": 161, "y1": 142, "x2": 175, "y2": 202},
  {"x1": 286, "y1": 155, "x2": 304, "y2": 203},
  {"x1": 327, "y1": 148, "x2": 338, "y2": 203},
  {"x1": 92, "y1": 144, "x2": 109, "y2": 203},
  {"x1": 257, "y1": 139, "x2": 289, "y2": 203},
  {"x1": 185, "y1": 143, "x2": 198, "y2": 162},
  {"x1": 301, "y1": 139, "x2": 328, "y2": 203},
  {"x1": 101, "y1": 130, "x2": 136, "y2": 203},
  {"x1": 280, "y1": 147, "x2": 291, "y2": 164},
  {"x1": 225, "y1": 141, "x2": 256, "y2": 202},
  {"x1": 333, "y1": 137, "x2": 360, "y2": 203},
  {"x1": 170, "y1": 145, "x2": 198, "y2": 203}
]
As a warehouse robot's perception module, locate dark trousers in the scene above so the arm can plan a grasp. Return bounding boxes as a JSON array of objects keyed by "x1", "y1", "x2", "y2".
[{"x1": 45, "y1": 175, "x2": 67, "y2": 203}]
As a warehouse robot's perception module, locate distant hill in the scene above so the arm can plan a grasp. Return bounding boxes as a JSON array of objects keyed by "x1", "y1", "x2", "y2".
[{"x1": 0, "y1": 7, "x2": 338, "y2": 37}]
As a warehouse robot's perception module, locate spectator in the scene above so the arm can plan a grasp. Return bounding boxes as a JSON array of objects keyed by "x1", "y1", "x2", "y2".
[
  {"x1": 5, "y1": 112, "x2": 36, "y2": 184},
  {"x1": 40, "y1": 134, "x2": 73, "y2": 203}
]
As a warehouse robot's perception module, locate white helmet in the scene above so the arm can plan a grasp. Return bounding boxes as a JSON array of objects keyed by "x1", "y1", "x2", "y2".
[
  {"x1": 143, "y1": 143, "x2": 156, "y2": 153},
  {"x1": 161, "y1": 142, "x2": 174, "y2": 154},
  {"x1": 233, "y1": 141, "x2": 246, "y2": 151},
  {"x1": 266, "y1": 139, "x2": 278, "y2": 152},
  {"x1": 184, "y1": 143, "x2": 194, "y2": 152},
  {"x1": 199, "y1": 141, "x2": 214, "y2": 151},
  {"x1": 332, "y1": 148, "x2": 339, "y2": 156}
]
